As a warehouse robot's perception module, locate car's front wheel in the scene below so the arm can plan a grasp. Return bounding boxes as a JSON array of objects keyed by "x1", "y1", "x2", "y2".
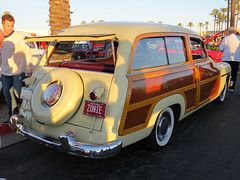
[{"x1": 144, "y1": 107, "x2": 174, "y2": 149}]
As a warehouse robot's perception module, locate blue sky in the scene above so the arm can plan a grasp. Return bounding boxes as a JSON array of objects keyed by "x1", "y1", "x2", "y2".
[{"x1": 0, "y1": 0, "x2": 228, "y2": 32}]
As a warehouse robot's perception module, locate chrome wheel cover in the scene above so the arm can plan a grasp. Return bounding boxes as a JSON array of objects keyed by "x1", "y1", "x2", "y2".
[
  {"x1": 157, "y1": 112, "x2": 171, "y2": 142},
  {"x1": 155, "y1": 107, "x2": 174, "y2": 146},
  {"x1": 219, "y1": 83, "x2": 227, "y2": 102}
]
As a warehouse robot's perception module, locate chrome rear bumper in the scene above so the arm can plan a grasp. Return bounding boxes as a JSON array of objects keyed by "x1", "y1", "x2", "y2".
[{"x1": 10, "y1": 115, "x2": 122, "y2": 158}]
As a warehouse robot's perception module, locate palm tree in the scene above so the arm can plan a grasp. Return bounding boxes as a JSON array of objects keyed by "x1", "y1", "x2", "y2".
[
  {"x1": 231, "y1": 0, "x2": 237, "y2": 27},
  {"x1": 220, "y1": 8, "x2": 227, "y2": 30},
  {"x1": 205, "y1": 21, "x2": 210, "y2": 31},
  {"x1": 1, "y1": 11, "x2": 11, "y2": 16},
  {"x1": 210, "y1": 9, "x2": 219, "y2": 33},
  {"x1": 49, "y1": 0, "x2": 71, "y2": 35},
  {"x1": 235, "y1": 0, "x2": 240, "y2": 29},
  {"x1": 158, "y1": 21, "x2": 163, "y2": 23},
  {"x1": 198, "y1": 22, "x2": 204, "y2": 36},
  {"x1": 224, "y1": 14, "x2": 228, "y2": 30},
  {"x1": 178, "y1": 23, "x2": 183, "y2": 27},
  {"x1": 216, "y1": 19, "x2": 221, "y2": 31},
  {"x1": 217, "y1": 12, "x2": 224, "y2": 30},
  {"x1": 187, "y1": 22, "x2": 194, "y2": 29},
  {"x1": 81, "y1": 21, "x2": 86, "y2": 24},
  {"x1": 226, "y1": 0, "x2": 231, "y2": 29}
]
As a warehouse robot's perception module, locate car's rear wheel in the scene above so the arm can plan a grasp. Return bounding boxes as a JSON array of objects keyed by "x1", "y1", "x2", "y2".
[
  {"x1": 213, "y1": 81, "x2": 227, "y2": 104},
  {"x1": 144, "y1": 107, "x2": 174, "y2": 149}
]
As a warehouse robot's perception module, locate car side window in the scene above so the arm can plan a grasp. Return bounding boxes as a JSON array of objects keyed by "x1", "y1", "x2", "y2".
[
  {"x1": 132, "y1": 37, "x2": 168, "y2": 70},
  {"x1": 132, "y1": 36, "x2": 187, "y2": 71},
  {"x1": 190, "y1": 38, "x2": 207, "y2": 60},
  {"x1": 165, "y1": 37, "x2": 187, "y2": 64}
]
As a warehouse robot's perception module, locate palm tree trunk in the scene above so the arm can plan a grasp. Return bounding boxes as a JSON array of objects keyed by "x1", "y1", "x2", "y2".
[
  {"x1": 49, "y1": 0, "x2": 71, "y2": 35},
  {"x1": 227, "y1": 0, "x2": 230, "y2": 29},
  {"x1": 231, "y1": 0, "x2": 237, "y2": 27},
  {"x1": 49, "y1": 0, "x2": 71, "y2": 62},
  {"x1": 214, "y1": 19, "x2": 216, "y2": 33},
  {"x1": 236, "y1": 12, "x2": 239, "y2": 29}
]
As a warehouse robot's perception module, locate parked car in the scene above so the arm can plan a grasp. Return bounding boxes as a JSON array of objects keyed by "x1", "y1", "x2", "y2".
[
  {"x1": 18, "y1": 31, "x2": 45, "y2": 70},
  {"x1": 204, "y1": 30, "x2": 226, "y2": 62},
  {"x1": 72, "y1": 41, "x2": 92, "y2": 60},
  {"x1": 85, "y1": 49, "x2": 105, "y2": 59},
  {"x1": 10, "y1": 22, "x2": 231, "y2": 158}
]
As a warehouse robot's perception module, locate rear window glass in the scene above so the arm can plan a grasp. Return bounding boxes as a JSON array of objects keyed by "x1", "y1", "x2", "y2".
[
  {"x1": 50, "y1": 40, "x2": 117, "y2": 62},
  {"x1": 47, "y1": 40, "x2": 118, "y2": 73}
]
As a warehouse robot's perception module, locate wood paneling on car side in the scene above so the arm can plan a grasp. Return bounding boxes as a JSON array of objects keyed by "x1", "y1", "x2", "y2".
[{"x1": 119, "y1": 33, "x2": 220, "y2": 136}]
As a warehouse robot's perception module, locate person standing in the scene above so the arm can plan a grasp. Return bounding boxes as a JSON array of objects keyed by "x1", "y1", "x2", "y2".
[
  {"x1": 1, "y1": 14, "x2": 32, "y2": 124},
  {"x1": 0, "y1": 29, "x2": 3, "y2": 47},
  {"x1": 0, "y1": 29, "x2": 4, "y2": 110},
  {"x1": 0, "y1": 29, "x2": 4, "y2": 72},
  {"x1": 219, "y1": 27, "x2": 240, "y2": 93}
]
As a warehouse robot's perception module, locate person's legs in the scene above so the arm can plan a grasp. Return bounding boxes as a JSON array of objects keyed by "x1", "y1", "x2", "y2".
[
  {"x1": 12, "y1": 72, "x2": 25, "y2": 114},
  {"x1": 1, "y1": 74, "x2": 13, "y2": 118},
  {"x1": 227, "y1": 61, "x2": 239, "y2": 89}
]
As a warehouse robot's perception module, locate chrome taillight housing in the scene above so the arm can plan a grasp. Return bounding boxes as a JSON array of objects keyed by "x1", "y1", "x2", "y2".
[
  {"x1": 89, "y1": 90, "x2": 98, "y2": 100},
  {"x1": 41, "y1": 81, "x2": 62, "y2": 108},
  {"x1": 89, "y1": 87, "x2": 105, "y2": 101}
]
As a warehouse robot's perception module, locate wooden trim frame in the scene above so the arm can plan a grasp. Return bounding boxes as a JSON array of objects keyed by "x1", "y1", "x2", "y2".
[
  {"x1": 119, "y1": 32, "x2": 199, "y2": 136},
  {"x1": 119, "y1": 32, "x2": 221, "y2": 136}
]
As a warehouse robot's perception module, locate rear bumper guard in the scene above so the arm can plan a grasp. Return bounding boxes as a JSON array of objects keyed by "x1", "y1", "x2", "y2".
[{"x1": 10, "y1": 115, "x2": 122, "y2": 158}]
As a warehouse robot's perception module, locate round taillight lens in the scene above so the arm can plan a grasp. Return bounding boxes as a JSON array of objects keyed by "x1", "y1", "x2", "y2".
[{"x1": 89, "y1": 91, "x2": 97, "y2": 100}]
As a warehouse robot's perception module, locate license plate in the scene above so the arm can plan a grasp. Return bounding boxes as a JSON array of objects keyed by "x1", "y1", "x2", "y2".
[
  {"x1": 83, "y1": 100, "x2": 107, "y2": 118},
  {"x1": 20, "y1": 87, "x2": 33, "y2": 100}
]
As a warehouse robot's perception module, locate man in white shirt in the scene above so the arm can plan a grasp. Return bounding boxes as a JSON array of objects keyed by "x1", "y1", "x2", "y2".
[
  {"x1": 1, "y1": 14, "x2": 32, "y2": 124},
  {"x1": 219, "y1": 27, "x2": 240, "y2": 93},
  {"x1": 0, "y1": 29, "x2": 3, "y2": 69},
  {"x1": 0, "y1": 29, "x2": 4, "y2": 108}
]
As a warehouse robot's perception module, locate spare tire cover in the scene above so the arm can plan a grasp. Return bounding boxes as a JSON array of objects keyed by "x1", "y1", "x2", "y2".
[{"x1": 31, "y1": 68, "x2": 83, "y2": 126}]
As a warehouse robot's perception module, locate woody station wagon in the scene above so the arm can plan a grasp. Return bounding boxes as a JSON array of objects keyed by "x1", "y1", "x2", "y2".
[{"x1": 10, "y1": 22, "x2": 231, "y2": 158}]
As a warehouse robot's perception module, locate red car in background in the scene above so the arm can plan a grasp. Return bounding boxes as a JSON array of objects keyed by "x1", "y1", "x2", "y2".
[
  {"x1": 85, "y1": 49, "x2": 105, "y2": 59},
  {"x1": 204, "y1": 30, "x2": 226, "y2": 62}
]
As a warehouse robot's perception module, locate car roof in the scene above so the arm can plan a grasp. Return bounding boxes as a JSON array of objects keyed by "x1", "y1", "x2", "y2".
[
  {"x1": 25, "y1": 22, "x2": 199, "y2": 43},
  {"x1": 58, "y1": 22, "x2": 199, "y2": 41}
]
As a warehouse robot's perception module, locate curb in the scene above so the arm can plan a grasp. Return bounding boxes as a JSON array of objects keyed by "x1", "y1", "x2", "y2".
[
  {"x1": 0, "y1": 124, "x2": 13, "y2": 136},
  {"x1": 0, "y1": 124, "x2": 26, "y2": 149}
]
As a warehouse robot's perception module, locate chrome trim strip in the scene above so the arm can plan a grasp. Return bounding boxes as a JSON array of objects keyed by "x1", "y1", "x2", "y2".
[
  {"x1": 10, "y1": 115, "x2": 122, "y2": 159},
  {"x1": 221, "y1": 72, "x2": 230, "y2": 77},
  {"x1": 127, "y1": 64, "x2": 187, "y2": 77}
]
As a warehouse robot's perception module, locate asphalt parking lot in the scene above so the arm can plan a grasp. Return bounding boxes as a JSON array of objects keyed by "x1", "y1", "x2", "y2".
[{"x1": 1, "y1": 73, "x2": 240, "y2": 180}]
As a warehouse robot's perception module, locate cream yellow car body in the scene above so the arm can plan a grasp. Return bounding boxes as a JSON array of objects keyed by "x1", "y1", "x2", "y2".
[{"x1": 10, "y1": 22, "x2": 231, "y2": 158}]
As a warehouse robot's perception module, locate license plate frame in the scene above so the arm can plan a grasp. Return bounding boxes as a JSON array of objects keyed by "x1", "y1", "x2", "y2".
[
  {"x1": 83, "y1": 100, "x2": 107, "y2": 118},
  {"x1": 20, "y1": 87, "x2": 33, "y2": 100}
]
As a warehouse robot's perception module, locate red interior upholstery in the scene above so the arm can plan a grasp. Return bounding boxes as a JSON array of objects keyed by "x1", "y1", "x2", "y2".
[{"x1": 59, "y1": 61, "x2": 114, "y2": 73}]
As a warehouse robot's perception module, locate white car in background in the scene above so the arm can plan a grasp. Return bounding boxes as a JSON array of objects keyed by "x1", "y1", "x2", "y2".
[{"x1": 19, "y1": 31, "x2": 45, "y2": 71}]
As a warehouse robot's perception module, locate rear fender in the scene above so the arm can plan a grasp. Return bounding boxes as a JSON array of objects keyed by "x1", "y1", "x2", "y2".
[
  {"x1": 215, "y1": 62, "x2": 231, "y2": 96},
  {"x1": 147, "y1": 94, "x2": 185, "y2": 132}
]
